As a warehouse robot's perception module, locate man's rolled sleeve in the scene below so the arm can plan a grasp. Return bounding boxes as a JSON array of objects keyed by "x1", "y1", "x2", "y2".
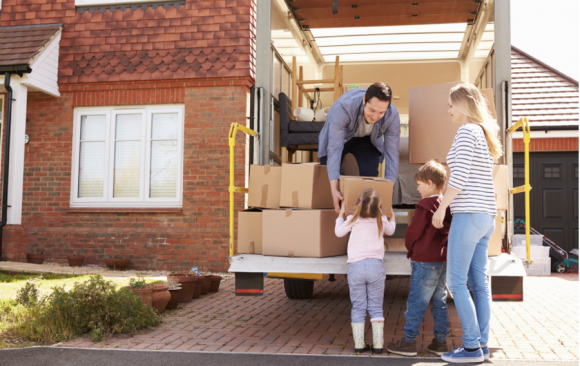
[{"x1": 382, "y1": 113, "x2": 400, "y2": 182}]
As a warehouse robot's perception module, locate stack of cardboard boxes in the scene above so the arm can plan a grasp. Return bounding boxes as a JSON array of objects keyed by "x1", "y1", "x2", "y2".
[
  {"x1": 239, "y1": 81, "x2": 508, "y2": 259},
  {"x1": 238, "y1": 164, "x2": 393, "y2": 258},
  {"x1": 407, "y1": 82, "x2": 508, "y2": 256}
]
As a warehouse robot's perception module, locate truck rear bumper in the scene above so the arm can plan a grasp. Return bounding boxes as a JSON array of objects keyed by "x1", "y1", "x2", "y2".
[{"x1": 228, "y1": 252, "x2": 527, "y2": 277}]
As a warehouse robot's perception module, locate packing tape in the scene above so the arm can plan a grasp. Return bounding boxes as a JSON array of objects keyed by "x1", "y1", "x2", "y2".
[
  {"x1": 249, "y1": 241, "x2": 255, "y2": 254},
  {"x1": 288, "y1": 251, "x2": 295, "y2": 257},
  {"x1": 261, "y1": 184, "x2": 269, "y2": 207},
  {"x1": 292, "y1": 191, "x2": 299, "y2": 207},
  {"x1": 264, "y1": 166, "x2": 270, "y2": 174},
  {"x1": 285, "y1": 209, "x2": 292, "y2": 217}
]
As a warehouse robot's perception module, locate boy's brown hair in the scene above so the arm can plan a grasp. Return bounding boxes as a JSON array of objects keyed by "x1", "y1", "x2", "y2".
[{"x1": 413, "y1": 160, "x2": 447, "y2": 189}]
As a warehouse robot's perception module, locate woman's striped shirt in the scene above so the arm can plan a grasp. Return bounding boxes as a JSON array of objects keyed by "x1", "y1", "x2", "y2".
[{"x1": 446, "y1": 123, "x2": 497, "y2": 216}]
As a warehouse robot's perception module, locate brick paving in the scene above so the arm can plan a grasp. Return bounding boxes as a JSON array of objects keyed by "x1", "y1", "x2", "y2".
[{"x1": 59, "y1": 273, "x2": 578, "y2": 360}]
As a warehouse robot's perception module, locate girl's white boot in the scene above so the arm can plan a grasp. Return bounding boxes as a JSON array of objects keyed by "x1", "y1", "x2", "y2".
[
  {"x1": 351, "y1": 323, "x2": 370, "y2": 354},
  {"x1": 371, "y1": 321, "x2": 384, "y2": 354}
]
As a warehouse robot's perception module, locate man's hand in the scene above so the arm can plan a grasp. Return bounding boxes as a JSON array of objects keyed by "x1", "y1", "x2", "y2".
[
  {"x1": 330, "y1": 179, "x2": 343, "y2": 214},
  {"x1": 339, "y1": 200, "x2": 346, "y2": 218}
]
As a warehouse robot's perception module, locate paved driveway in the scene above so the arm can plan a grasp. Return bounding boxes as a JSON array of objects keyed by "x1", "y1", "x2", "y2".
[{"x1": 60, "y1": 273, "x2": 578, "y2": 361}]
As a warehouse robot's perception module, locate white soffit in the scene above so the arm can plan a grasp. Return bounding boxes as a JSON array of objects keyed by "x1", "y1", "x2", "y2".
[
  {"x1": 21, "y1": 30, "x2": 61, "y2": 97},
  {"x1": 311, "y1": 23, "x2": 468, "y2": 62},
  {"x1": 474, "y1": 22, "x2": 495, "y2": 59}
]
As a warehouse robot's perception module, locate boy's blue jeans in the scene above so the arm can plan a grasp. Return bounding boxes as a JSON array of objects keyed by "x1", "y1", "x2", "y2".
[
  {"x1": 348, "y1": 258, "x2": 385, "y2": 323},
  {"x1": 447, "y1": 213, "x2": 495, "y2": 349},
  {"x1": 404, "y1": 261, "x2": 449, "y2": 341}
]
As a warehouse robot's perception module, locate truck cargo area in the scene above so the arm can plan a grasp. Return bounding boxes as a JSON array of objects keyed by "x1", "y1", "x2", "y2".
[{"x1": 229, "y1": 0, "x2": 526, "y2": 300}]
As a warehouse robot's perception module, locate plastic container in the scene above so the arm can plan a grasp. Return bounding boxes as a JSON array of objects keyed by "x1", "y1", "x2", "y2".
[
  {"x1": 512, "y1": 234, "x2": 543, "y2": 247},
  {"x1": 526, "y1": 257, "x2": 551, "y2": 276},
  {"x1": 513, "y1": 246, "x2": 550, "y2": 259}
]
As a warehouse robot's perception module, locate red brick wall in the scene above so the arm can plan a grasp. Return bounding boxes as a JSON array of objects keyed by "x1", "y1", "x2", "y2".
[
  {"x1": 513, "y1": 137, "x2": 578, "y2": 152},
  {"x1": 2, "y1": 78, "x2": 249, "y2": 271},
  {"x1": 0, "y1": 0, "x2": 257, "y2": 83}
]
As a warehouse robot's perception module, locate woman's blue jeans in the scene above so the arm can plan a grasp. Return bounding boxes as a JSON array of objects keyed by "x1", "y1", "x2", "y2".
[{"x1": 447, "y1": 213, "x2": 495, "y2": 349}]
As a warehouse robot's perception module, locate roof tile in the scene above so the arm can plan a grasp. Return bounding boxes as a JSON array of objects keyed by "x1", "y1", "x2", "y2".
[
  {"x1": 1, "y1": 2, "x2": 256, "y2": 83},
  {"x1": 0, "y1": 24, "x2": 61, "y2": 67}
]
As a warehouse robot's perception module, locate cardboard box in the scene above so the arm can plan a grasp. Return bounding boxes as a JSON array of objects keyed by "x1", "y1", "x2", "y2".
[
  {"x1": 492, "y1": 165, "x2": 508, "y2": 210},
  {"x1": 238, "y1": 209, "x2": 263, "y2": 254},
  {"x1": 339, "y1": 176, "x2": 394, "y2": 215},
  {"x1": 248, "y1": 165, "x2": 282, "y2": 209},
  {"x1": 280, "y1": 163, "x2": 333, "y2": 209},
  {"x1": 480, "y1": 88, "x2": 496, "y2": 119},
  {"x1": 489, "y1": 210, "x2": 505, "y2": 257},
  {"x1": 262, "y1": 209, "x2": 348, "y2": 257},
  {"x1": 384, "y1": 238, "x2": 407, "y2": 252},
  {"x1": 409, "y1": 82, "x2": 496, "y2": 164}
]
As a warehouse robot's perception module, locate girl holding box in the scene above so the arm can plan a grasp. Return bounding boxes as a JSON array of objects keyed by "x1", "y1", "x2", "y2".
[{"x1": 335, "y1": 188, "x2": 396, "y2": 354}]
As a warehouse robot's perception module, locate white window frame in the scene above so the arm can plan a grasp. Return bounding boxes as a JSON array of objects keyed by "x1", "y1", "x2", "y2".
[
  {"x1": 71, "y1": 105, "x2": 184, "y2": 208},
  {"x1": 75, "y1": 0, "x2": 166, "y2": 6}
]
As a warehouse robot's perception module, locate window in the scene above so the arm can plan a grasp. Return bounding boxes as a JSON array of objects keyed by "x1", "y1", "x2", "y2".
[
  {"x1": 574, "y1": 165, "x2": 578, "y2": 180},
  {"x1": 514, "y1": 166, "x2": 525, "y2": 179},
  {"x1": 543, "y1": 165, "x2": 562, "y2": 179},
  {"x1": 71, "y1": 105, "x2": 184, "y2": 207}
]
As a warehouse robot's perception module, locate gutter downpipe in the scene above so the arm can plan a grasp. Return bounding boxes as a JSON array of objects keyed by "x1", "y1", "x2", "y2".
[
  {"x1": 0, "y1": 73, "x2": 14, "y2": 261},
  {"x1": 0, "y1": 65, "x2": 31, "y2": 261}
]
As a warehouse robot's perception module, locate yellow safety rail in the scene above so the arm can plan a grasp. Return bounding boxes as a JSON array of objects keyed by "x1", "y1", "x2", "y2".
[
  {"x1": 506, "y1": 117, "x2": 532, "y2": 262},
  {"x1": 228, "y1": 123, "x2": 258, "y2": 257}
]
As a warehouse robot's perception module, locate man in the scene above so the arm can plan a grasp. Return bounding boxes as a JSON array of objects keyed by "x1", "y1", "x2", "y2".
[{"x1": 318, "y1": 82, "x2": 400, "y2": 213}]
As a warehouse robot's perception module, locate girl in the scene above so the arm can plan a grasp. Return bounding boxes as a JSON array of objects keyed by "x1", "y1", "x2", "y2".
[
  {"x1": 432, "y1": 83, "x2": 502, "y2": 363},
  {"x1": 335, "y1": 188, "x2": 396, "y2": 354}
]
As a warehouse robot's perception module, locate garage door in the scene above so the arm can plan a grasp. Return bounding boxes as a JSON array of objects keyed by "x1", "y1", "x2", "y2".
[{"x1": 514, "y1": 152, "x2": 579, "y2": 252}]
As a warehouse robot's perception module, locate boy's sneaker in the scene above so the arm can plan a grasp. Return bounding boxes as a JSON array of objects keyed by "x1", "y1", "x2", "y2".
[
  {"x1": 426, "y1": 338, "x2": 448, "y2": 356},
  {"x1": 386, "y1": 337, "x2": 417, "y2": 356},
  {"x1": 441, "y1": 346, "x2": 484, "y2": 363},
  {"x1": 482, "y1": 346, "x2": 490, "y2": 360}
]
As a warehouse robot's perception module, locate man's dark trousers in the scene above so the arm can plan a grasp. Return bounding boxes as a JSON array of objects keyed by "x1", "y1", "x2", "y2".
[{"x1": 319, "y1": 135, "x2": 382, "y2": 177}]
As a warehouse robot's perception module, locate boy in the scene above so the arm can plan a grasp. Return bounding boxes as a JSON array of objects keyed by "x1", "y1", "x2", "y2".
[{"x1": 386, "y1": 160, "x2": 453, "y2": 357}]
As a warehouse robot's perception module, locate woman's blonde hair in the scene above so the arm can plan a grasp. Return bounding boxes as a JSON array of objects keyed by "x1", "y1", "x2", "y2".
[
  {"x1": 347, "y1": 188, "x2": 384, "y2": 238},
  {"x1": 449, "y1": 83, "x2": 503, "y2": 159}
]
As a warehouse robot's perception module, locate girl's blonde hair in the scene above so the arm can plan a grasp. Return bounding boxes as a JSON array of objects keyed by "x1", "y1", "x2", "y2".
[
  {"x1": 347, "y1": 188, "x2": 384, "y2": 238},
  {"x1": 449, "y1": 83, "x2": 503, "y2": 159}
]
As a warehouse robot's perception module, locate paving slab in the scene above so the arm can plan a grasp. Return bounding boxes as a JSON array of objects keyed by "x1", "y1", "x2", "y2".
[{"x1": 55, "y1": 273, "x2": 578, "y2": 360}]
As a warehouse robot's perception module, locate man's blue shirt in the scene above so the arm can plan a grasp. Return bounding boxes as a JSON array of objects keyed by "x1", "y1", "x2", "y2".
[{"x1": 318, "y1": 88, "x2": 401, "y2": 182}]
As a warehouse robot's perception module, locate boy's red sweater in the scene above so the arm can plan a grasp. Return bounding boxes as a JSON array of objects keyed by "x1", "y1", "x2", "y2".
[{"x1": 405, "y1": 196, "x2": 453, "y2": 263}]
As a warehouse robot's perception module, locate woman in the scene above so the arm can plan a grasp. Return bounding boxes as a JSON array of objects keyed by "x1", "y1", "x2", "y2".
[{"x1": 432, "y1": 83, "x2": 502, "y2": 363}]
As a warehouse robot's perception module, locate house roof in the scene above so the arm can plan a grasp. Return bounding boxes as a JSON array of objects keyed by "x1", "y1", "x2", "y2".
[
  {"x1": 0, "y1": 24, "x2": 62, "y2": 67},
  {"x1": 511, "y1": 46, "x2": 579, "y2": 128}
]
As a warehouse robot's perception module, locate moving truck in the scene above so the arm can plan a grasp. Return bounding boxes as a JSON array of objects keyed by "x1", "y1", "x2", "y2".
[{"x1": 229, "y1": 0, "x2": 528, "y2": 300}]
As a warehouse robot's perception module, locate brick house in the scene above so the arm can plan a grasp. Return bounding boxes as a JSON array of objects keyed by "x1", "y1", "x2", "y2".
[
  {"x1": 0, "y1": 0, "x2": 256, "y2": 271},
  {"x1": 509, "y1": 46, "x2": 578, "y2": 252}
]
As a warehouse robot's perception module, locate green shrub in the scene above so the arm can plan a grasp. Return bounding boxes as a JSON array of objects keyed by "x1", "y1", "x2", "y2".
[
  {"x1": 15, "y1": 276, "x2": 41, "y2": 306},
  {"x1": 128, "y1": 275, "x2": 148, "y2": 289},
  {"x1": 4, "y1": 275, "x2": 161, "y2": 344}
]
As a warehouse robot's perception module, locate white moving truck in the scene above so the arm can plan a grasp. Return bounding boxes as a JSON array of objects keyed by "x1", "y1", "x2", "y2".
[{"x1": 228, "y1": 0, "x2": 528, "y2": 301}]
